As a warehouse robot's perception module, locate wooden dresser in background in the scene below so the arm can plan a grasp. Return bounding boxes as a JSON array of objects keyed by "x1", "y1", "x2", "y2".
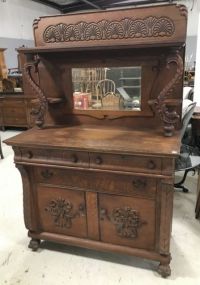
[
  {"x1": 0, "y1": 93, "x2": 35, "y2": 130},
  {"x1": 5, "y1": 4, "x2": 187, "y2": 277}
]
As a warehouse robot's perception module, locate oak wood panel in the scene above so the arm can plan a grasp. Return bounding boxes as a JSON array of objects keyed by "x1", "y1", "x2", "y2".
[
  {"x1": 6, "y1": 126, "x2": 181, "y2": 157},
  {"x1": 86, "y1": 192, "x2": 100, "y2": 240},
  {"x1": 99, "y1": 194, "x2": 156, "y2": 250},
  {"x1": 37, "y1": 185, "x2": 87, "y2": 238}
]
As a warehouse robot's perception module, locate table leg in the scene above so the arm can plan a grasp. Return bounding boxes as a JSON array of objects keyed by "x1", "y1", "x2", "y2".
[{"x1": 174, "y1": 168, "x2": 195, "y2": 193}]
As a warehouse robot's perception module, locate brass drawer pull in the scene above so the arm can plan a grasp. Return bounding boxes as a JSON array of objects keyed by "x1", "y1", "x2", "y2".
[
  {"x1": 95, "y1": 156, "x2": 103, "y2": 165},
  {"x1": 27, "y1": 151, "x2": 33, "y2": 159},
  {"x1": 147, "y1": 160, "x2": 156, "y2": 169},
  {"x1": 78, "y1": 203, "x2": 86, "y2": 217},
  {"x1": 41, "y1": 169, "x2": 53, "y2": 179},
  {"x1": 71, "y1": 154, "x2": 78, "y2": 163},
  {"x1": 132, "y1": 179, "x2": 146, "y2": 188},
  {"x1": 100, "y1": 208, "x2": 108, "y2": 220}
]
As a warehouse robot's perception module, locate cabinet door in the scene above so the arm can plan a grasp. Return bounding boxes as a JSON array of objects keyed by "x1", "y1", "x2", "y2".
[
  {"x1": 37, "y1": 186, "x2": 87, "y2": 238},
  {"x1": 99, "y1": 194, "x2": 156, "y2": 250}
]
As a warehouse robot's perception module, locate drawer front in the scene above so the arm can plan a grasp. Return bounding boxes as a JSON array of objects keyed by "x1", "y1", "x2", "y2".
[
  {"x1": 35, "y1": 167, "x2": 91, "y2": 190},
  {"x1": 99, "y1": 194, "x2": 156, "y2": 250},
  {"x1": 3, "y1": 101, "x2": 24, "y2": 108},
  {"x1": 21, "y1": 148, "x2": 89, "y2": 168},
  {"x1": 3, "y1": 107, "x2": 26, "y2": 117},
  {"x1": 37, "y1": 185, "x2": 87, "y2": 238},
  {"x1": 35, "y1": 167, "x2": 156, "y2": 198},
  {"x1": 4, "y1": 116, "x2": 27, "y2": 125},
  {"x1": 90, "y1": 153, "x2": 161, "y2": 174}
]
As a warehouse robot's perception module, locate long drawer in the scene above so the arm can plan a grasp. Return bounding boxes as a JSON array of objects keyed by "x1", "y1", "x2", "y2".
[
  {"x1": 90, "y1": 152, "x2": 161, "y2": 174},
  {"x1": 20, "y1": 148, "x2": 89, "y2": 168},
  {"x1": 35, "y1": 167, "x2": 156, "y2": 199}
]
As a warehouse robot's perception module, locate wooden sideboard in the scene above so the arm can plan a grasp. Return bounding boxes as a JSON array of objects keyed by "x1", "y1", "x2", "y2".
[
  {"x1": 5, "y1": 4, "x2": 187, "y2": 277},
  {"x1": 0, "y1": 93, "x2": 34, "y2": 129}
]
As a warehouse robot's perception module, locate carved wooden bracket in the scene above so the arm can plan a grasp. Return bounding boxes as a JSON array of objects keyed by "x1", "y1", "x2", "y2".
[
  {"x1": 24, "y1": 56, "x2": 48, "y2": 128},
  {"x1": 150, "y1": 50, "x2": 183, "y2": 136}
]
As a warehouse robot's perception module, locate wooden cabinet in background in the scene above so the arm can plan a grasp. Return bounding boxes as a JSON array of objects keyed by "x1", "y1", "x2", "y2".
[{"x1": 0, "y1": 93, "x2": 34, "y2": 129}]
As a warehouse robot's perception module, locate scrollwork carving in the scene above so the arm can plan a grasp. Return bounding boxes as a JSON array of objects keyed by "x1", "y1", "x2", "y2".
[
  {"x1": 100, "y1": 206, "x2": 147, "y2": 239},
  {"x1": 24, "y1": 56, "x2": 48, "y2": 128},
  {"x1": 151, "y1": 51, "x2": 183, "y2": 136},
  {"x1": 45, "y1": 198, "x2": 84, "y2": 228},
  {"x1": 43, "y1": 16, "x2": 175, "y2": 43}
]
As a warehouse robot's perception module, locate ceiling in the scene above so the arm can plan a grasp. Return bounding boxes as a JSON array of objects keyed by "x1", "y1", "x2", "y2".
[{"x1": 30, "y1": 0, "x2": 174, "y2": 13}]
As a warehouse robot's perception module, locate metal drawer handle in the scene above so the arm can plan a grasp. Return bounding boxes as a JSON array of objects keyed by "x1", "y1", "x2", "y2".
[
  {"x1": 100, "y1": 208, "x2": 108, "y2": 220},
  {"x1": 27, "y1": 151, "x2": 33, "y2": 159},
  {"x1": 132, "y1": 179, "x2": 146, "y2": 188},
  {"x1": 71, "y1": 154, "x2": 78, "y2": 163},
  {"x1": 95, "y1": 156, "x2": 103, "y2": 165},
  {"x1": 147, "y1": 160, "x2": 156, "y2": 169},
  {"x1": 78, "y1": 203, "x2": 86, "y2": 217},
  {"x1": 41, "y1": 169, "x2": 53, "y2": 179}
]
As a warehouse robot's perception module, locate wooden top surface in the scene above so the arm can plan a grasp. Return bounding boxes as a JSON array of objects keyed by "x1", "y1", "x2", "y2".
[{"x1": 5, "y1": 126, "x2": 181, "y2": 157}]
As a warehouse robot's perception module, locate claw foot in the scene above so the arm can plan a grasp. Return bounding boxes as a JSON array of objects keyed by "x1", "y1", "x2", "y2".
[
  {"x1": 158, "y1": 263, "x2": 171, "y2": 278},
  {"x1": 28, "y1": 238, "x2": 40, "y2": 251}
]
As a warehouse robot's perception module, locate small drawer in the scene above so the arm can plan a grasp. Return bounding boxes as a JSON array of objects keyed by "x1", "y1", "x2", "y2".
[
  {"x1": 49, "y1": 149, "x2": 89, "y2": 168},
  {"x1": 35, "y1": 167, "x2": 91, "y2": 190},
  {"x1": 21, "y1": 148, "x2": 49, "y2": 162},
  {"x1": 90, "y1": 153, "x2": 161, "y2": 174},
  {"x1": 20, "y1": 148, "x2": 89, "y2": 168}
]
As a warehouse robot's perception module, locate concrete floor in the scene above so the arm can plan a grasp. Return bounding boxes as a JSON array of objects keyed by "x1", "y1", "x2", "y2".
[{"x1": 0, "y1": 130, "x2": 200, "y2": 285}]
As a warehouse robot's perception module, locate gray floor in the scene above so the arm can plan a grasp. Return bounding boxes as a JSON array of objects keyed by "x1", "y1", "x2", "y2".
[{"x1": 0, "y1": 130, "x2": 200, "y2": 285}]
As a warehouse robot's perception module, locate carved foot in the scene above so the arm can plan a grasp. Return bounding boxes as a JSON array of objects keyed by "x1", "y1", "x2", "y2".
[
  {"x1": 28, "y1": 238, "x2": 40, "y2": 251},
  {"x1": 158, "y1": 263, "x2": 171, "y2": 278}
]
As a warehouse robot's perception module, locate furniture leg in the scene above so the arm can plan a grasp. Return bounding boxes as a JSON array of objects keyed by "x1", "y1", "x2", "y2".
[
  {"x1": 28, "y1": 238, "x2": 40, "y2": 251},
  {"x1": 174, "y1": 169, "x2": 195, "y2": 193},
  {"x1": 0, "y1": 137, "x2": 4, "y2": 159},
  {"x1": 158, "y1": 260, "x2": 171, "y2": 278}
]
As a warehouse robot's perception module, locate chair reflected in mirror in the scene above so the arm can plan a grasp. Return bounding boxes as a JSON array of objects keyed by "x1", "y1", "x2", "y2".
[{"x1": 96, "y1": 79, "x2": 120, "y2": 109}]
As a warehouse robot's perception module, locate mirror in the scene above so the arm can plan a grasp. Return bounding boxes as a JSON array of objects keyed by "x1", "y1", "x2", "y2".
[{"x1": 72, "y1": 67, "x2": 141, "y2": 111}]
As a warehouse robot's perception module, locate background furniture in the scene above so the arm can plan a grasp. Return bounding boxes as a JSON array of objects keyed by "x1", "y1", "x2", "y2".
[
  {"x1": 5, "y1": 5, "x2": 187, "y2": 278},
  {"x1": 191, "y1": 106, "x2": 200, "y2": 148},
  {"x1": 195, "y1": 173, "x2": 200, "y2": 219},
  {"x1": 0, "y1": 93, "x2": 35, "y2": 130},
  {"x1": 0, "y1": 134, "x2": 3, "y2": 159}
]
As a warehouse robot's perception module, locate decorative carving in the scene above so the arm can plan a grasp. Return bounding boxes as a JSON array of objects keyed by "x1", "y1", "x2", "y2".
[
  {"x1": 178, "y1": 5, "x2": 188, "y2": 18},
  {"x1": 100, "y1": 206, "x2": 147, "y2": 239},
  {"x1": 45, "y1": 198, "x2": 83, "y2": 228},
  {"x1": 43, "y1": 16, "x2": 175, "y2": 43},
  {"x1": 33, "y1": 18, "x2": 41, "y2": 30},
  {"x1": 152, "y1": 51, "x2": 183, "y2": 136},
  {"x1": 24, "y1": 56, "x2": 48, "y2": 128}
]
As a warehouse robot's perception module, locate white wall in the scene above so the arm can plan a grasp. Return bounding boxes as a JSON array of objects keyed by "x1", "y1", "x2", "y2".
[
  {"x1": 179, "y1": 0, "x2": 200, "y2": 36},
  {"x1": 0, "y1": 0, "x2": 60, "y2": 67},
  {"x1": 0, "y1": 0, "x2": 60, "y2": 40}
]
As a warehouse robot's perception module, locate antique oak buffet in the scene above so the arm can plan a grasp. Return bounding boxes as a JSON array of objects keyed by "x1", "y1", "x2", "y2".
[{"x1": 5, "y1": 4, "x2": 187, "y2": 277}]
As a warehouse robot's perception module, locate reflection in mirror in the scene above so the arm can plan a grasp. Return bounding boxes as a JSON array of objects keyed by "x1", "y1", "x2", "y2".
[{"x1": 72, "y1": 67, "x2": 141, "y2": 111}]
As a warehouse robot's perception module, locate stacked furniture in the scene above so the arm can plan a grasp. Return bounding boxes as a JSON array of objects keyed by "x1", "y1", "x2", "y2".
[{"x1": 5, "y1": 4, "x2": 187, "y2": 277}]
